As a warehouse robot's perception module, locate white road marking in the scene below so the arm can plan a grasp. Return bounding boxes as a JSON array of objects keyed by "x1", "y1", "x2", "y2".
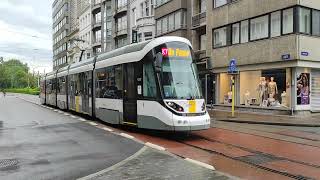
[
  {"x1": 70, "y1": 115, "x2": 77, "y2": 118},
  {"x1": 102, "y1": 127, "x2": 113, "y2": 132},
  {"x1": 185, "y1": 158, "x2": 215, "y2": 171},
  {"x1": 77, "y1": 146, "x2": 148, "y2": 180},
  {"x1": 145, "y1": 142, "x2": 166, "y2": 151},
  {"x1": 120, "y1": 133, "x2": 135, "y2": 139},
  {"x1": 64, "y1": 113, "x2": 70, "y2": 116},
  {"x1": 78, "y1": 118, "x2": 87, "y2": 122},
  {"x1": 89, "y1": 122, "x2": 98, "y2": 126}
]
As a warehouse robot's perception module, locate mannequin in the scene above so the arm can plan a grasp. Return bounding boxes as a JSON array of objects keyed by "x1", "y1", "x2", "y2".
[
  {"x1": 281, "y1": 91, "x2": 288, "y2": 107},
  {"x1": 257, "y1": 77, "x2": 267, "y2": 106},
  {"x1": 268, "y1": 77, "x2": 278, "y2": 98}
]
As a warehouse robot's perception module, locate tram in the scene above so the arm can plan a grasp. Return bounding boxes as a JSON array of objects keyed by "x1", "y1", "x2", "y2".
[{"x1": 40, "y1": 36, "x2": 211, "y2": 131}]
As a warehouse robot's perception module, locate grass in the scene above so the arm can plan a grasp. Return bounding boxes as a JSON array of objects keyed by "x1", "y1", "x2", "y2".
[{"x1": 5, "y1": 88, "x2": 40, "y2": 95}]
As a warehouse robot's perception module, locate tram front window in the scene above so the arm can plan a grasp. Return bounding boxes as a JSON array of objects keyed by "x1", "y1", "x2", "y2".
[{"x1": 159, "y1": 44, "x2": 202, "y2": 100}]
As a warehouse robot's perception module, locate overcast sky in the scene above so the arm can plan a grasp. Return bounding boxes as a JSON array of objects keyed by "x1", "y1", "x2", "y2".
[{"x1": 0, "y1": 0, "x2": 54, "y2": 73}]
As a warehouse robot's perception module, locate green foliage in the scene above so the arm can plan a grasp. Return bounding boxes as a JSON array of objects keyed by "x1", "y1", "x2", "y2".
[
  {"x1": 0, "y1": 59, "x2": 39, "y2": 89},
  {"x1": 5, "y1": 88, "x2": 40, "y2": 95}
]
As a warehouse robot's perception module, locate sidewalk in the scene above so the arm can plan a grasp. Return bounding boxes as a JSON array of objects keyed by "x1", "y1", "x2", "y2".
[{"x1": 209, "y1": 109, "x2": 320, "y2": 127}]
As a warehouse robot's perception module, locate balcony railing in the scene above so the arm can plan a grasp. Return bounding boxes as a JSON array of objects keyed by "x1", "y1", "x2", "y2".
[
  {"x1": 115, "y1": 28, "x2": 127, "y2": 37},
  {"x1": 92, "y1": 20, "x2": 102, "y2": 29},
  {"x1": 194, "y1": 49, "x2": 207, "y2": 62},
  {"x1": 136, "y1": 16, "x2": 155, "y2": 28},
  {"x1": 192, "y1": 12, "x2": 206, "y2": 28}
]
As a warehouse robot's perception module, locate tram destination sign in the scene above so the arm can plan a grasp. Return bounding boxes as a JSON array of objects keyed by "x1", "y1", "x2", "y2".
[{"x1": 161, "y1": 48, "x2": 190, "y2": 58}]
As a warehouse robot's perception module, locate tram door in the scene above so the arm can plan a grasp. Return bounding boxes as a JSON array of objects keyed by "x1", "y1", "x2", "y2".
[
  {"x1": 80, "y1": 72, "x2": 90, "y2": 114},
  {"x1": 69, "y1": 75, "x2": 76, "y2": 111},
  {"x1": 123, "y1": 63, "x2": 137, "y2": 125}
]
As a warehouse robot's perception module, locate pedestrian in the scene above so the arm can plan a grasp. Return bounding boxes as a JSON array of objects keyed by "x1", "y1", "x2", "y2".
[{"x1": 1, "y1": 89, "x2": 6, "y2": 98}]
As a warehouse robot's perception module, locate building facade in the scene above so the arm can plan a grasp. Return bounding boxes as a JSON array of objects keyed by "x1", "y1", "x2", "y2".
[
  {"x1": 154, "y1": 0, "x2": 192, "y2": 41},
  {"x1": 204, "y1": 0, "x2": 320, "y2": 114},
  {"x1": 52, "y1": 0, "x2": 70, "y2": 70}
]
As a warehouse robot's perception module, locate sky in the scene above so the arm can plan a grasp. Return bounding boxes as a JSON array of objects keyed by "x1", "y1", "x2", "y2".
[{"x1": 0, "y1": 0, "x2": 54, "y2": 73}]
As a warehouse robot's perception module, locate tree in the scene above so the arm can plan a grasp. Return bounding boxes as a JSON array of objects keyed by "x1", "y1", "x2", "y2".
[{"x1": 0, "y1": 59, "x2": 39, "y2": 89}]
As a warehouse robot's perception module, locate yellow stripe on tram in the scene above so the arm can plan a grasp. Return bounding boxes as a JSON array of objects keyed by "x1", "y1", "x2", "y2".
[
  {"x1": 75, "y1": 96, "x2": 80, "y2": 112},
  {"x1": 189, "y1": 100, "x2": 196, "y2": 113}
]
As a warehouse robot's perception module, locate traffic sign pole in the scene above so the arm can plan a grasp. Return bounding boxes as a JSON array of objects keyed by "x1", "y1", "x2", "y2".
[{"x1": 232, "y1": 76, "x2": 235, "y2": 117}]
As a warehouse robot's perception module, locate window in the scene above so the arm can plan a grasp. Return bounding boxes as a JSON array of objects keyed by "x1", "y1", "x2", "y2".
[
  {"x1": 94, "y1": 30, "x2": 101, "y2": 43},
  {"x1": 162, "y1": 17, "x2": 168, "y2": 33},
  {"x1": 282, "y1": 8, "x2": 293, "y2": 34},
  {"x1": 299, "y1": 7, "x2": 311, "y2": 34},
  {"x1": 232, "y1": 23, "x2": 240, "y2": 44},
  {"x1": 132, "y1": 8, "x2": 136, "y2": 26},
  {"x1": 200, "y1": 0, "x2": 206, "y2": 13},
  {"x1": 156, "y1": 20, "x2": 161, "y2": 35},
  {"x1": 241, "y1": 20, "x2": 249, "y2": 43},
  {"x1": 271, "y1": 11, "x2": 281, "y2": 37},
  {"x1": 250, "y1": 15, "x2": 269, "y2": 40},
  {"x1": 106, "y1": 21, "x2": 112, "y2": 36},
  {"x1": 200, "y1": 34, "x2": 206, "y2": 50},
  {"x1": 155, "y1": 0, "x2": 170, "y2": 7},
  {"x1": 94, "y1": 12, "x2": 101, "y2": 23},
  {"x1": 143, "y1": 60, "x2": 157, "y2": 97},
  {"x1": 168, "y1": 14, "x2": 174, "y2": 31},
  {"x1": 213, "y1": 26, "x2": 227, "y2": 48},
  {"x1": 145, "y1": 1, "x2": 150, "y2": 16},
  {"x1": 151, "y1": 0, "x2": 154, "y2": 15},
  {"x1": 174, "y1": 11, "x2": 181, "y2": 29},
  {"x1": 95, "y1": 66, "x2": 123, "y2": 99},
  {"x1": 214, "y1": 0, "x2": 227, "y2": 8},
  {"x1": 312, "y1": 10, "x2": 320, "y2": 36}
]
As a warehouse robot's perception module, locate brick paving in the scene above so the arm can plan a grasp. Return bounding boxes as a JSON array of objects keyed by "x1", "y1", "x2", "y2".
[{"x1": 209, "y1": 109, "x2": 320, "y2": 127}]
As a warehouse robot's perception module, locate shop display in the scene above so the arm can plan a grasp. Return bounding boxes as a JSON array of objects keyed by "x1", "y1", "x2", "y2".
[
  {"x1": 257, "y1": 77, "x2": 267, "y2": 105},
  {"x1": 281, "y1": 91, "x2": 288, "y2": 107},
  {"x1": 268, "y1": 77, "x2": 278, "y2": 99},
  {"x1": 297, "y1": 73, "x2": 310, "y2": 105},
  {"x1": 244, "y1": 90, "x2": 251, "y2": 106}
]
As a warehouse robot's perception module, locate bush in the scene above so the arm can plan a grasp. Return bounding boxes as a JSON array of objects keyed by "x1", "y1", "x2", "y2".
[{"x1": 5, "y1": 88, "x2": 40, "y2": 95}]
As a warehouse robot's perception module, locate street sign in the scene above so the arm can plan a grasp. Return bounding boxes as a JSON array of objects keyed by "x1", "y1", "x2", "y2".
[
  {"x1": 301, "y1": 51, "x2": 309, "y2": 56},
  {"x1": 228, "y1": 58, "x2": 239, "y2": 74},
  {"x1": 282, "y1": 54, "x2": 291, "y2": 60}
]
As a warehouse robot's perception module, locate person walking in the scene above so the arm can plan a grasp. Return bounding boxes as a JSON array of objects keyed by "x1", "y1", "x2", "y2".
[{"x1": 1, "y1": 89, "x2": 6, "y2": 98}]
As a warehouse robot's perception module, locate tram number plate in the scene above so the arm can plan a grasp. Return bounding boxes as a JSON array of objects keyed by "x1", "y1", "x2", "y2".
[{"x1": 188, "y1": 100, "x2": 196, "y2": 113}]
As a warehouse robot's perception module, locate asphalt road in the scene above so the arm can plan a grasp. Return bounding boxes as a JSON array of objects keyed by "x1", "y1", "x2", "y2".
[
  {"x1": 0, "y1": 95, "x2": 143, "y2": 179},
  {"x1": 0, "y1": 94, "x2": 231, "y2": 180}
]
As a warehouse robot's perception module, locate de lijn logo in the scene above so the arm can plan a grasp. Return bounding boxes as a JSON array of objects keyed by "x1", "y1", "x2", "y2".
[{"x1": 228, "y1": 58, "x2": 238, "y2": 74}]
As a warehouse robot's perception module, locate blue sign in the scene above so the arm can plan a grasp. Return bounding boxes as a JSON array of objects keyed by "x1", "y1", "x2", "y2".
[
  {"x1": 228, "y1": 59, "x2": 238, "y2": 74},
  {"x1": 282, "y1": 54, "x2": 291, "y2": 60},
  {"x1": 301, "y1": 51, "x2": 309, "y2": 56}
]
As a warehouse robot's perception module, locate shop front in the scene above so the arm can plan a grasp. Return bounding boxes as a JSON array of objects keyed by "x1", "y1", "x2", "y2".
[{"x1": 216, "y1": 68, "x2": 293, "y2": 112}]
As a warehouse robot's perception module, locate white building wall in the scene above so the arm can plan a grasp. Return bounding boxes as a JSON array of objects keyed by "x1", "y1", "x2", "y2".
[
  {"x1": 79, "y1": 7, "x2": 92, "y2": 60},
  {"x1": 129, "y1": 0, "x2": 155, "y2": 42}
]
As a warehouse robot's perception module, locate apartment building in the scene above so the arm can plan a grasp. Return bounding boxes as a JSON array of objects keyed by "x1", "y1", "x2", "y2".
[
  {"x1": 52, "y1": 0, "x2": 70, "y2": 70},
  {"x1": 154, "y1": 0, "x2": 192, "y2": 41},
  {"x1": 78, "y1": 1, "x2": 92, "y2": 60},
  {"x1": 202, "y1": 0, "x2": 320, "y2": 114}
]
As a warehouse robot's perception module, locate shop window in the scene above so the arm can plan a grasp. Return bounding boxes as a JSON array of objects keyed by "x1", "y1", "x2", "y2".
[
  {"x1": 240, "y1": 20, "x2": 249, "y2": 43},
  {"x1": 299, "y1": 7, "x2": 311, "y2": 34},
  {"x1": 312, "y1": 10, "x2": 320, "y2": 36},
  {"x1": 213, "y1": 26, "x2": 227, "y2": 48},
  {"x1": 219, "y1": 73, "x2": 233, "y2": 104},
  {"x1": 271, "y1": 11, "x2": 281, "y2": 37},
  {"x1": 250, "y1": 15, "x2": 269, "y2": 41},
  {"x1": 297, "y1": 73, "x2": 310, "y2": 105},
  {"x1": 282, "y1": 8, "x2": 293, "y2": 34},
  {"x1": 238, "y1": 69, "x2": 291, "y2": 108}
]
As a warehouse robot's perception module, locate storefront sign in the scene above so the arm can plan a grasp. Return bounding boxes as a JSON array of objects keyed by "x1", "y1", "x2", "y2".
[
  {"x1": 161, "y1": 48, "x2": 190, "y2": 58},
  {"x1": 297, "y1": 73, "x2": 310, "y2": 105},
  {"x1": 301, "y1": 52, "x2": 309, "y2": 56},
  {"x1": 282, "y1": 54, "x2": 291, "y2": 60}
]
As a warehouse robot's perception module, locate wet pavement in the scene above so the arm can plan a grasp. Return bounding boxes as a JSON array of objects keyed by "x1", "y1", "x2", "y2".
[{"x1": 0, "y1": 94, "x2": 229, "y2": 180}]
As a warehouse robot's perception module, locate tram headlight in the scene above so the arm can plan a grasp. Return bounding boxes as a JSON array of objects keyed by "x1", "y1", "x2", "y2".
[
  {"x1": 201, "y1": 102, "x2": 206, "y2": 111},
  {"x1": 166, "y1": 102, "x2": 184, "y2": 112}
]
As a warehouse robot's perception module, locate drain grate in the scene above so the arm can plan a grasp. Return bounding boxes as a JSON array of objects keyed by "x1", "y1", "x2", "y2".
[
  {"x1": 0, "y1": 159, "x2": 19, "y2": 171},
  {"x1": 235, "y1": 153, "x2": 280, "y2": 165}
]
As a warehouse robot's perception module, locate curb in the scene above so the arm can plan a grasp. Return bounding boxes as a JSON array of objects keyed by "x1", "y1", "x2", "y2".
[{"x1": 216, "y1": 119, "x2": 320, "y2": 127}]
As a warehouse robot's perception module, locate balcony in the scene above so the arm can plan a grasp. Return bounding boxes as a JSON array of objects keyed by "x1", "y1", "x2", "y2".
[
  {"x1": 92, "y1": 3, "x2": 101, "y2": 13},
  {"x1": 136, "y1": 16, "x2": 155, "y2": 28},
  {"x1": 92, "y1": 38, "x2": 102, "y2": 47},
  {"x1": 114, "y1": 5, "x2": 127, "y2": 17},
  {"x1": 194, "y1": 49, "x2": 207, "y2": 62},
  {"x1": 114, "y1": 28, "x2": 127, "y2": 37},
  {"x1": 192, "y1": 12, "x2": 206, "y2": 29},
  {"x1": 92, "y1": 20, "x2": 102, "y2": 30}
]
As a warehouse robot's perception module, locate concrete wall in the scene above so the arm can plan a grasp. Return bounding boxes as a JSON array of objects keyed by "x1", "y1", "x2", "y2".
[
  {"x1": 212, "y1": 35, "x2": 298, "y2": 68},
  {"x1": 298, "y1": 35, "x2": 320, "y2": 62},
  {"x1": 155, "y1": 0, "x2": 185, "y2": 18},
  {"x1": 299, "y1": 0, "x2": 320, "y2": 9}
]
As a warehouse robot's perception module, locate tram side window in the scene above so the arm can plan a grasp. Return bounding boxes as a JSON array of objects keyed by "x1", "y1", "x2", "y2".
[
  {"x1": 143, "y1": 61, "x2": 157, "y2": 98},
  {"x1": 96, "y1": 65, "x2": 123, "y2": 99},
  {"x1": 58, "y1": 77, "x2": 66, "y2": 95}
]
